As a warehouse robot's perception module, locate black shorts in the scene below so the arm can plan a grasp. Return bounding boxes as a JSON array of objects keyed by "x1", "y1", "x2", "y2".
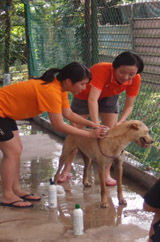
[
  {"x1": 71, "y1": 95, "x2": 119, "y2": 115},
  {"x1": 0, "y1": 117, "x2": 18, "y2": 142},
  {"x1": 144, "y1": 179, "x2": 160, "y2": 209}
]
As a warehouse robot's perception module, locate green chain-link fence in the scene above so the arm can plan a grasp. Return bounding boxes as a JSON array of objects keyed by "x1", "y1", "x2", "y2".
[{"x1": 24, "y1": 0, "x2": 160, "y2": 173}]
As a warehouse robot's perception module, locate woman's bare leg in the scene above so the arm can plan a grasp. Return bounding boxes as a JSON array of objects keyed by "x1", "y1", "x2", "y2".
[
  {"x1": 100, "y1": 112, "x2": 118, "y2": 186},
  {"x1": 11, "y1": 131, "x2": 40, "y2": 200},
  {"x1": 0, "y1": 130, "x2": 32, "y2": 206}
]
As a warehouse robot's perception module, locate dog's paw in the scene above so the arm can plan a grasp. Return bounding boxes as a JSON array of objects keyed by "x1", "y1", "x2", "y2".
[
  {"x1": 119, "y1": 198, "x2": 127, "y2": 205},
  {"x1": 83, "y1": 181, "x2": 92, "y2": 187},
  {"x1": 100, "y1": 202, "x2": 109, "y2": 208}
]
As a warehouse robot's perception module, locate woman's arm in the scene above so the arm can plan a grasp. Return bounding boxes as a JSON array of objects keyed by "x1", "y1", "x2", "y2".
[
  {"x1": 48, "y1": 112, "x2": 106, "y2": 138},
  {"x1": 88, "y1": 86, "x2": 102, "y2": 124},
  {"x1": 118, "y1": 95, "x2": 136, "y2": 124},
  {"x1": 62, "y1": 108, "x2": 99, "y2": 129}
]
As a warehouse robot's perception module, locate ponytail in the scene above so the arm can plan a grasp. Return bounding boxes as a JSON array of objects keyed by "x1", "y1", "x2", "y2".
[
  {"x1": 33, "y1": 68, "x2": 61, "y2": 84},
  {"x1": 57, "y1": 62, "x2": 91, "y2": 84}
]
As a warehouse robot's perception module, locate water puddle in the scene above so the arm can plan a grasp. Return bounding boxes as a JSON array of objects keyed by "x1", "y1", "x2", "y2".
[{"x1": 13, "y1": 120, "x2": 154, "y2": 241}]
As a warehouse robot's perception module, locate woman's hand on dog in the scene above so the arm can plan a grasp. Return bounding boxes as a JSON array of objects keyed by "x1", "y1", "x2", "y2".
[{"x1": 89, "y1": 126, "x2": 109, "y2": 139}]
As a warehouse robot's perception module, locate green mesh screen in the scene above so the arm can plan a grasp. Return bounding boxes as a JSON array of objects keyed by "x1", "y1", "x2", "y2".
[
  {"x1": 25, "y1": 0, "x2": 160, "y2": 173},
  {"x1": 23, "y1": 0, "x2": 87, "y2": 77}
]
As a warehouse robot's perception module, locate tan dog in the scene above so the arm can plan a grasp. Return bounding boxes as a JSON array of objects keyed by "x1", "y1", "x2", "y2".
[{"x1": 54, "y1": 120, "x2": 153, "y2": 208}]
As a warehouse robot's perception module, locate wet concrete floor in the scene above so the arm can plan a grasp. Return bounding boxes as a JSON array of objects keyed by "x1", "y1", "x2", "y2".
[{"x1": 0, "y1": 120, "x2": 154, "y2": 242}]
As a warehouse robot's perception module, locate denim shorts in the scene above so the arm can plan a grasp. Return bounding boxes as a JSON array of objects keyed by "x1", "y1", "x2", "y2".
[
  {"x1": 0, "y1": 117, "x2": 18, "y2": 141},
  {"x1": 71, "y1": 95, "x2": 119, "y2": 115}
]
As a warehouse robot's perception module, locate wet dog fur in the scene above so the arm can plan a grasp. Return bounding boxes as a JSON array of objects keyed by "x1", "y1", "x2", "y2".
[{"x1": 54, "y1": 120, "x2": 153, "y2": 208}]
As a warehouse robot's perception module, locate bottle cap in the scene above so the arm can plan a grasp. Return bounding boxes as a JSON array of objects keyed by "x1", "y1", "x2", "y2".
[
  {"x1": 49, "y1": 178, "x2": 54, "y2": 185},
  {"x1": 75, "y1": 204, "x2": 80, "y2": 209}
]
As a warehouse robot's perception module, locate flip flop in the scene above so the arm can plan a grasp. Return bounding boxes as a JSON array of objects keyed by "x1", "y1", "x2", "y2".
[
  {"x1": 20, "y1": 193, "x2": 41, "y2": 201},
  {"x1": 105, "y1": 178, "x2": 117, "y2": 186},
  {"x1": 58, "y1": 173, "x2": 71, "y2": 183},
  {"x1": 0, "y1": 200, "x2": 33, "y2": 208}
]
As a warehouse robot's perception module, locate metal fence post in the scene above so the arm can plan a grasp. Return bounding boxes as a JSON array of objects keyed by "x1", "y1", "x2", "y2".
[
  {"x1": 84, "y1": 0, "x2": 91, "y2": 67},
  {"x1": 91, "y1": 0, "x2": 99, "y2": 65}
]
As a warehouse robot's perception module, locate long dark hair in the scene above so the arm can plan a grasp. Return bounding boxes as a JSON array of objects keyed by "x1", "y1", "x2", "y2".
[
  {"x1": 112, "y1": 51, "x2": 144, "y2": 74},
  {"x1": 34, "y1": 62, "x2": 91, "y2": 85}
]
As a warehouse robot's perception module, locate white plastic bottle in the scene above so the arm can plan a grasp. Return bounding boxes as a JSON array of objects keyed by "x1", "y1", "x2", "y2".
[
  {"x1": 48, "y1": 178, "x2": 57, "y2": 208},
  {"x1": 73, "y1": 204, "x2": 84, "y2": 235},
  {"x1": 56, "y1": 185, "x2": 65, "y2": 197}
]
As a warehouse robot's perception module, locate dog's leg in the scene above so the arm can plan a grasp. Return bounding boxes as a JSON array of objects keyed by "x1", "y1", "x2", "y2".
[
  {"x1": 81, "y1": 152, "x2": 92, "y2": 187},
  {"x1": 98, "y1": 163, "x2": 109, "y2": 208},
  {"x1": 54, "y1": 149, "x2": 77, "y2": 184},
  {"x1": 114, "y1": 155, "x2": 127, "y2": 205},
  {"x1": 54, "y1": 136, "x2": 77, "y2": 184},
  {"x1": 54, "y1": 155, "x2": 65, "y2": 184}
]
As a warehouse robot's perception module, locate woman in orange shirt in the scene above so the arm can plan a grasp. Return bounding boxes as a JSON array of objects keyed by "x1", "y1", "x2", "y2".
[
  {"x1": 0, "y1": 62, "x2": 106, "y2": 208},
  {"x1": 58, "y1": 52, "x2": 144, "y2": 185}
]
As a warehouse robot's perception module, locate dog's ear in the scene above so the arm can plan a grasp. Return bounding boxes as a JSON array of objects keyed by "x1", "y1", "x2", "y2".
[{"x1": 129, "y1": 123, "x2": 139, "y2": 130}]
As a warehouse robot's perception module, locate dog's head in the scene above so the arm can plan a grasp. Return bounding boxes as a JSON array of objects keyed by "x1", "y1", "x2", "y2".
[{"x1": 127, "y1": 120, "x2": 153, "y2": 148}]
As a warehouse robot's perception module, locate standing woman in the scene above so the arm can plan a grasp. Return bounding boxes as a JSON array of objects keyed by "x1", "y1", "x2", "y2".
[
  {"x1": 0, "y1": 62, "x2": 106, "y2": 208},
  {"x1": 58, "y1": 51, "x2": 144, "y2": 185}
]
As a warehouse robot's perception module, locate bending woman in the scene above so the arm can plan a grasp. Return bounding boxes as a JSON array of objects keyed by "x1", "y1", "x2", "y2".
[
  {"x1": 0, "y1": 62, "x2": 106, "y2": 208},
  {"x1": 58, "y1": 51, "x2": 144, "y2": 186}
]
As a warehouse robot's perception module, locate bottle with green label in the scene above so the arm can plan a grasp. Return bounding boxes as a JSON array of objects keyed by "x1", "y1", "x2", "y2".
[{"x1": 73, "y1": 204, "x2": 84, "y2": 235}]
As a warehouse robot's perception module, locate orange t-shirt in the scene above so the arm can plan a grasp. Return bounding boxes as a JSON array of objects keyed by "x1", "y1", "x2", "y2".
[
  {"x1": 75, "y1": 62, "x2": 141, "y2": 100},
  {"x1": 0, "y1": 78, "x2": 70, "y2": 120}
]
